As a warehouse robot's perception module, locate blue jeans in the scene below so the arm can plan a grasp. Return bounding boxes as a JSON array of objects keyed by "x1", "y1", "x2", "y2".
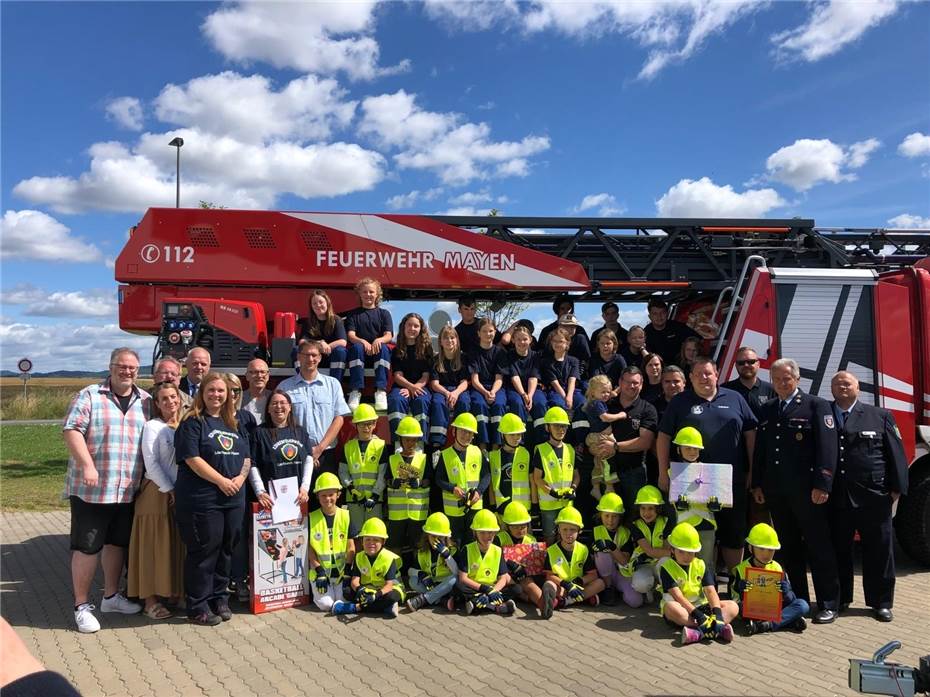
[
  {"x1": 428, "y1": 390, "x2": 471, "y2": 447},
  {"x1": 407, "y1": 569, "x2": 457, "y2": 605},
  {"x1": 505, "y1": 388, "x2": 548, "y2": 447},
  {"x1": 387, "y1": 388, "x2": 430, "y2": 443},
  {"x1": 348, "y1": 343, "x2": 390, "y2": 390},
  {"x1": 775, "y1": 597, "x2": 810, "y2": 630}
]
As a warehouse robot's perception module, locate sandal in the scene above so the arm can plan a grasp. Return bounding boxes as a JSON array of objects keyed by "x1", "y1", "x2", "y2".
[{"x1": 144, "y1": 602, "x2": 173, "y2": 620}]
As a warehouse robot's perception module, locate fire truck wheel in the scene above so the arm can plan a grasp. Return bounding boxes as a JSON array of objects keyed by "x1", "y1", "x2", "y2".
[{"x1": 895, "y1": 467, "x2": 930, "y2": 568}]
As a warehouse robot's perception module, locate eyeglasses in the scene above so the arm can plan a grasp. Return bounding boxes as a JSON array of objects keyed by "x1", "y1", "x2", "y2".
[
  {"x1": 736, "y1": 359, "x2": 759, "y2": 366},
  {"x1": 111, "y1": 364, "x2": 139, "y2": 373}
]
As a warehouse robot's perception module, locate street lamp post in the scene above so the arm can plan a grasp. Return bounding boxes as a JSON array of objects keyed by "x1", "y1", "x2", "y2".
[{"x1": 168, "y1": 137, "x2": 184, "y2": 208}]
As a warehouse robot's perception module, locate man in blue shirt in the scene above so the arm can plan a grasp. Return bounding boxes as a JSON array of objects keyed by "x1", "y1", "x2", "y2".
[{"x1": 279, "y1": 340, "x2": 351, "y2": 477}]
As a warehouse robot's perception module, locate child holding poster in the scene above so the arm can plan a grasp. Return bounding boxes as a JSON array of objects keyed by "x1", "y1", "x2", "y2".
[
  {"x1": 495, "y1": 502, "x2": 545, "y2": 612},
  {"x1": 405, "y1": 512, "x2": 458, "y2": 612},
  {"x1": 669, "y1": 427, "x2": 718, "y2": 573},
  {"x1": 333, "y1": 517, "x2": 405, "y2": 618},
  {"x1": 733, "y1": 523, "x2": 809, "y2": 634},
  {"x1": 658, "y1": 523, "x2": 738, "y2": 645}
]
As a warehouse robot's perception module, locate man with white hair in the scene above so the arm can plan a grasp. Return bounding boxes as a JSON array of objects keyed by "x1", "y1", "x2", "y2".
[{"x1": 752, "y1": 357, "x2": 840, "y2": 624}]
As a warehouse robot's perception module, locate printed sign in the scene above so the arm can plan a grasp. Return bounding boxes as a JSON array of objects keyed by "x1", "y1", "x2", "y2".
[
  {"x1": 502, "y1": 542, "x2": 548, "y2": 577},
  {"x1": 251, "y1": 503, "x2": 309, "y2": 614},
  {"x1": 741, "y1": 567, "x2": 784, "y2": 622},
  {"x1": 669, "y1": 461, "x2": 733, "y2": 507}
]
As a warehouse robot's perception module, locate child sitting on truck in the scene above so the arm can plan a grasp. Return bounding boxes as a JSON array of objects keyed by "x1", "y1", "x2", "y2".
[{"x1": 345, "y1": 277, "x2": 393, "y2": 413}]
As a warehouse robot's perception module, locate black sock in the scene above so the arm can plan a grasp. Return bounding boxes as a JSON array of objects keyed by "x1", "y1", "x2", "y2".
[{"x1": 104, "y1": 593, "x2": 116, "y2": 600}]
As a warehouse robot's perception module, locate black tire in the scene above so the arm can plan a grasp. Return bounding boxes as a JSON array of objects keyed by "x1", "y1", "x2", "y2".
[{"x1": 895, "y1": 471, "x2": 930, "y2": 567}]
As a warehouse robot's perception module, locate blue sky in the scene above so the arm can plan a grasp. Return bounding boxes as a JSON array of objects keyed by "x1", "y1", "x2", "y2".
[{"x1": 2, "y1": 0, "x2": 928, "y2": 371}]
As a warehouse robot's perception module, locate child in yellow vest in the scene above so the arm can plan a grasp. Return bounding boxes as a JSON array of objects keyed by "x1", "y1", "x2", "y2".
[
  {"x1": 531, "y1": 407, "x2": 580, "y2": 543},
  {"x1": 495, "y1": 501, "x2": 544, "y2": 611},
  {"x1": 406, "y1": 512, "x2": 459, "y2": 612},
  {"x1": 734, "y1": 523, "x2": 809, "y2": 634},
  {"x1": 591, "y1": 493, "x2": 638, "y2": 607},
  {"x1": 670, "y1": 426, "x2": 718, "y2": 573},
  {"x1": 306, "y1": 473, "x2": 357, "y2": 612},
  {"x1": 385, "y1": 417, "x2": 432, "y2": 563},
  {"x1": 453, "y1": 509, "x2": 516, "y2": 616},
  {"x1": 490, "y1": 413, "x2": 535, "y2": 515},
  {"x1": 659, "y1": 522, "x2": 738, "y2": 645},
  {"x1": 333, "y1": 517, "x2": 404, "y2": 618},
  {"x1": 540, "y1": 506, "x2": 605, "y2": 619},
  {"x1": 436, "y1": 412, "x2": 490, "y2": 546},
  {"x1": 338, "y1": 404, "x2": 388, "y2": 530},
  {"x1": 627, "y1": 485, "x2": 671, "y2": 604}
]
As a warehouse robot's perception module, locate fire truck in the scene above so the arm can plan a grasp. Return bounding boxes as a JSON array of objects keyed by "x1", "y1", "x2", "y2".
[{"x1": 115, "y1": 208, "x2": 930, "y2": 564}]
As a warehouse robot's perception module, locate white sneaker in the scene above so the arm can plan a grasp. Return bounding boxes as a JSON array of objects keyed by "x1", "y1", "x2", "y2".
[
  {"x1": 374, "y1": 390, "x2": 388, "y2": 412},
  {"x1": 347, "y1": 391, "x2": 361, "y2": 411},
  {"x1": 100, "y1": 592, "x2": 142, "y2": 615},
  {"x1": 74, "y1": 603, "x2": 101, "y2": 633}
]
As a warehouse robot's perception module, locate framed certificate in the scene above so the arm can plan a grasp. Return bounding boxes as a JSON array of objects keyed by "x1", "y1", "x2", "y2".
[
  {"x1": 669, "y1": 461, "x2": 733, "y2": 506},
  {"x1": 741, "y1": 566, "x2": 784, "y2": 622}
]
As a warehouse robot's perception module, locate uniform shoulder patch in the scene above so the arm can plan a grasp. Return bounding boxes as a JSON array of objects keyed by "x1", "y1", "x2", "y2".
[{"x1": 823, "y1": 415, "x2": 835, "y2": 429}]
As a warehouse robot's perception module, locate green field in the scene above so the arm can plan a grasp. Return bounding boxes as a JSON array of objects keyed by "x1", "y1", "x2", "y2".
[
  {"x1": 0, "y1": 424, "x2": 69, "y2": 510},
  {"x1": 0, "y1": 377, "x2": 155, "y2": 421}
]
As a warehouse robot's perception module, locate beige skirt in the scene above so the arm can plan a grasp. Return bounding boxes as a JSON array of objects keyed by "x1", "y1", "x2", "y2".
[{"x1": 127, "y1": 478, "x2": 185, "y2": 599}]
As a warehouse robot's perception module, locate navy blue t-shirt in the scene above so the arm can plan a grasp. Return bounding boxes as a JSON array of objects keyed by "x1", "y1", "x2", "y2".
[
  {"x1": 468, "y1": 345, "x2": 506, "y2": 388},
  {"x1": 431, "y1": 357, "x2": 469, "y2": 390},
  {"x1": 504, "y1": 349, "x2": 541, "y2": 385},
  {"x1": 455, "y1": 321, "x2": 502, "y2": 358},
  {"x1": 541, "y1": 355, "x2": 581, "y2": 390},
  {"x1": 390, "y1": 345, "x2": 431, "y2": 381},
  {"x1": 659, "y1": 387, "x2": 758, "y2": 475},
  {"x1": 583, "y1": 400, "x2": 611, "y2": 435},
  {"x1": 175, "y1": 414, "x2": 250, "y2": 511},
  {"x1": 299, "y1": 315, "x2": 347, "y2": 344},
  {"x1": 251, "y1": 424, "x2": 314, "y2": 488},
  {"x1": 345, "y1": 307, "x2": 393, "y2": 343},
  {"x1": 588, "y1": 353, "x2": 627, "y2": 384}
]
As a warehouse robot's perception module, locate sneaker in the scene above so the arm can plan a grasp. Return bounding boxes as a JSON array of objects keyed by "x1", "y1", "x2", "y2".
[
  {"x1": 332, "y1": 600, "x2": 357, "y2": 616},
  {"x1": 74, "y1": 603, "x2": 101, "y2": 633},
  {"x1": 101, "y1": 593, "x2": 142, "y2": 615},
  {"x1": 540, "y1": 584, "x2": 555, "y2": 619},
  {"x1": 212, "y1": 601, "x2": 233, "y2": 621},
  {"x1": 236, "y1": 581, "x2": 251, "y2": 604},
  {"x1": 406, "y1": 594, "x2": 429, "y2": 612},
  {"x1": 599, "y1": 588, "x2": 617, "y2": 606},
  {"x1": 791, "y1": 617, "x2": 808, "y2": 633},
  {"x1": 384, "y1": 602, "x2": 399, "y2": 618},
  {"x1": 718, "y1": 623, "x2": 734, "y2": 643},
  {"x1": 495, "y1": 599, "x2": 516, "y2": 616},
  {"x1": 586, "y1": 593, "x2": 600, "y2": 607},
  {"x1": 347, "y1": 391, "x2": 362, "y2": 411},
  {"x1": 374, "y1": 390, "x2": 388, "y2": 412},
  {"x1": 464, "y1": 600, "x2": 476, "y2": 616},
  {"x1": 680, "y1": 626, "x2": 703, "y2": 645},
  {"x1": 747, "y1": 619, "x2": 772, "y2": 636},
  {"x1": 645, "y1": 590, "x2": 656, "y2": 604},
  {"x1": 189, "y1": 611, "x2": 222, "y2": 627}
]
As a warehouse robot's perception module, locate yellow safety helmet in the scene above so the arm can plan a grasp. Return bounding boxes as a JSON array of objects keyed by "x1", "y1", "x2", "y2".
[
  {"x1": 668, "y1": 522, "x2": 701, "y2": 552},
  {"x1": 359, "y1": 517, "x2": 389, "y2": 539},
  {"x1": 422, "y1": 512, "x2": 452, "y2": 538},
  {"x1": 395, "y1": 416, "x2": 423, "y2": 438},
  {"x1": 470, "y1": 509, "x2": 500, "y2": 532},
  {"x1": 498, "y1": 413, "x2": 527, "y2": 435},
  {"x1": 352, "y1": 403, "x2": 378, "y2": 424},
  {"x1": 312, "y1": 472, "x2": 342, "y2": 493},
  {"x1": 501, "y1": 501, "x2": 532, "y2": 526},
  {"x1": 596, "y1": 492, "x2": 624, "y2": 514},
  {"x1": 554, "y1": 505, "x2": 583, "y2": 529},
  {"x1": 544, "y1": 406, "x2": 570, "y2": 426},
  {"x1": 746, "y1": 523, "x2": 781, "y2": 550},
  {"x1": 634, "y1": 485, "x2": 665, "y2": 506},
  {"x1": 451, "y1": 412, "x2": 479, "y2": 434},
  {"x1": 672, "y1": 426, "x2": 704, "y2": 449}
]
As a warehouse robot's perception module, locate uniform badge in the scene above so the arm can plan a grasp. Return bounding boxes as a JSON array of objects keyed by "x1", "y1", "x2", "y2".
[
  {"x1": 631, "y1": 418, "x2": 641, "y2": 430},
  {"x1": 823, "y1": 415, "x2": 835, "y2": 429},
  {"x1": 281, "y1": 443, "x2": 298, "y2": 461},
  {"x1": 484, "y1": 569, "x2": 491, "y2": 577},
  {"x1": 471, "y1": 563, "x2": 479, "y2": 570},
  {"x1": 314, "y1": 532, "x2": 322, "y2": 541},
  {"x1": 217, "y1": 435, "x2": 233, "y2": 451},
  {"x1": 352, "y1": 462, "x2": 360, "y2": 471},
  {"x1": 691, "y1": 405, "x2": 704, "y2": 415},
  {"x1": 452, "y1": 467, "x2": 458, "y2": 475},
  {"x1": 796, "y1": 432, "x2": 804, "y2": 441}
]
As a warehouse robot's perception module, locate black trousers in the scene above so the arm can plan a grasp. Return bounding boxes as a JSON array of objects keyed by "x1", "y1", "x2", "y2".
[
  {"x1": 765, "y1": 487, "x2": 839, "y2": 610},
  {"x1": 386, "y1": 518, "x2": 423, "y2": 559},
  {"x1": 176, "y1": 504, "x2": 243, "y2": 616},
  {"x1": 348, "y1": 587, "x2": 403, "y2": 612},
  {"x1": 829, "y1": 497, "x2": 895, "y2": 609}
]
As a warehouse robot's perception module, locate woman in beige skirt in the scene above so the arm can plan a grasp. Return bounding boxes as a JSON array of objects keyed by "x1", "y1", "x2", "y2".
[{"x1": 128, "y1": 381, "x2": 185, "y2": 619}]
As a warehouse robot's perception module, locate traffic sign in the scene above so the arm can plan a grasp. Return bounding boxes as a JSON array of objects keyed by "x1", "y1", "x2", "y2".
[{"x1": 17, "y1": 357, "x2": 33, "y2": 373}]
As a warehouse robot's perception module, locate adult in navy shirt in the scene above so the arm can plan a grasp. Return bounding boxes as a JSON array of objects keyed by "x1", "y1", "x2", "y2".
[
  {"x1": 174, "y1": 372, "x2": 251, "y2": 625},
  {"x1": 657, "y1": 357, "x2": 757, "y2": 574},
  {"x1": 344, "y1": 277, "x2": 393, "y2": 410},
  {"x1": 454, "y1": 293, "x2": 505, "y2": 358},
  {"x1": 643, "y1": 299, "x2": 700, "y2": 367},
  {"x1": 590, "y1": 301, "x2": 629, "y2": 351},
  {"x1": 721, "y1": 346, "x2": 776, "y2": 421},
  {"x1": 537, "y1": 295, "x2": 590, "y2": 349},
  {"x1": 249, "y1": 390, "x2": 315, "y2": 510},
  {"x1": 298, "y1": 290, "x2": 348, "y2": 381},
  {"x1": 588, "y1": 328, "x2": 627, "y2": 392}
]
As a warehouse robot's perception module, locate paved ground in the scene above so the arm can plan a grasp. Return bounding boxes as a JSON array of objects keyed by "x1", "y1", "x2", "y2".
[{"x1": 2, "y1": 510, "x2": 928, "y2": 697}]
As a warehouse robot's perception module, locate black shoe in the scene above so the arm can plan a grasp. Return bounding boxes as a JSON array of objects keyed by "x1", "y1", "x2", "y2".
[
  {"x1": 600, "y1": 588, "x2": 617, "y2": 607},
  {"x1": 212, "y1": 601, "x2": 233, "y2": 621},
  {"x1": 189, "y1": 611, "x2": 222, "y2": 626},
  {"x1": 813, "y1": 609, "x2": 837, "y2": 624},
  {"x1": 747, "y1": 619, "x2": 772, "y2": 635},
  {"x1": 873, "y1": 608, "x2": 893, "y2": 623},
  {"x1": 791, "y1": 616, "x2": 808, "y2": 632}
]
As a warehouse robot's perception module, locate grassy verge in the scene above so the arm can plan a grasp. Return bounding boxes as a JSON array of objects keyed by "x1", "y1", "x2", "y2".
[
  {"x1": 0, "y1": 424, "x2": 69, "y2": 511},
  {"x1": 0, "y1": 378, "x2": 154, "y2": 420}
]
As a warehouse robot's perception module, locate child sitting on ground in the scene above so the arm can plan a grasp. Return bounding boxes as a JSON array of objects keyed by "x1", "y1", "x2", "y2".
[
  {"x1": 306, "y1": 473, "x2": 357, "y2": 613},
  {"x1": 540, "y1": 506, "x2": 605, "y2": 619},
  {"x1": 406, "y1": 512, "x2": 458, "y2": 612},
  {"x1": 626, "y1": 485, "x2": 670, "y2": 604},
  {"x1": 332, "y1": 517, "x2": 404, "y2": 618},
  {"x1": 496, "y1": 501, "x2": 545, "y2": 612},
  {"x1": 591, "y1": 493, "x2": 637, "y2": 607},
  {"x1": 453, "y1": 510, "x2": 516, "y2": 616}
]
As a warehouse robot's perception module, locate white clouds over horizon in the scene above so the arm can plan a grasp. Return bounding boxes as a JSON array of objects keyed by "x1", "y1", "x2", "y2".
[
  {"x1": 0, "y1": 283, "x2": 115, "y2": 318},
  {"x1": 656, "y1": 177, "x2": 785, "y2": 217},
  {"x1": 765, "y1": 137, "x2": 880, "y2": 191},
  {"x1": 887, "y1": 213, "x2": 930, "y2": 229},
  {"x1": 0, "y1": 210, "x2": 103, "y2": 262}
]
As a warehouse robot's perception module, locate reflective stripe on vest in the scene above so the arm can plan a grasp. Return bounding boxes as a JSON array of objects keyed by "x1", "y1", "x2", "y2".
[
  {"x1": 344, "y1": 438, "x2": 385, "y2": 500},
  {"x1": 659, "y1": 556, "x2": 706, "y2": 607},
  {"x1": 416, "y1": 547, "x2": 455, "y2": 581},
  {"x1": 464, "y1": 542, "x2": 502, "y2": 584},
  {"x1": 355, "y1": 548, "x2": 404, "y2": 598},
  {"x1": 489, "y1": 447, "x2": 531, "y2": 509},
  {"x1": 386, "y1": 452, "x2": 428, "y2": 521},
  {"x1": 441, "y1": 446, "x2": 483, "y2": 517},
  {"x1": 536, "y1": 442, "x2": 575, "y2": 511},
  {"x1": 546, "y1": 542, "x2": 589, "y2": 583},
  {"x1": 496, "y1": 531, "x2": 537, "y2": 547},
  {"x1": 307, "y1": 508, "x2": 350, "y2": 580}
]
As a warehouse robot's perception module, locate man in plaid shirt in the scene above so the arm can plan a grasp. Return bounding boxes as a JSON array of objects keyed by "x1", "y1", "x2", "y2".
[{"x1": 63, "y1": 347, "x2": 151, "y2": 633}]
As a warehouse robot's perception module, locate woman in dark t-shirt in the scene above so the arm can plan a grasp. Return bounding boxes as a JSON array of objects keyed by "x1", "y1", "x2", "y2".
[{"x1": 298, "y1": 290, "x2": 348, "y2": 380}]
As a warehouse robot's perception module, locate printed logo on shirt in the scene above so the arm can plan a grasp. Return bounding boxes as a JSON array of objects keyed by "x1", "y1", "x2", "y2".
[
  {"x1": 217, "y1": 435, "x2": 234, "y2": 451},
  {"x1": 690, "y1": 405, "x2": 704, "y2": 415},
  {"x1": 281, "y1": 443, "x2": 299, "y2": 461},
  {"x1": 631, "y1": 418, "x2": 641, "y2": 430}
]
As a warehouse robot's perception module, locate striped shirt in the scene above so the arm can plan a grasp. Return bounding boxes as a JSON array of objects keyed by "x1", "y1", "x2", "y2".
[{"x1": 62, "y1": 380, "x2": 151, "y2": 504}]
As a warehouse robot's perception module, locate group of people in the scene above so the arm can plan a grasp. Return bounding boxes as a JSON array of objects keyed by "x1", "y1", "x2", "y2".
[{"x1": 62, "y1": 281, "x2": 909, "y2": 645}]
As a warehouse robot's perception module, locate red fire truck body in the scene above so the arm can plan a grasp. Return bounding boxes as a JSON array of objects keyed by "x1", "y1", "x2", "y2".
[{"x1": 115, "y1": 208, "x2": 930, "y2": 563}]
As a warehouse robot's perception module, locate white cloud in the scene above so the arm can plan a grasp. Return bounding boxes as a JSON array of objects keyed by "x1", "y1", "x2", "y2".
[
  {"x1": 359, "y1": 90, "x2": 549, "y2": 185},
  {"x1": 0, "y1": 210, "x2": 103, "y2": 262},
  {"x1": 14, "y1": 129, "x2": 386, "y2": 214},
  {"x1": 0, "y1": 284, "x2": 115, "y2": 318},
  {"x1": 771, "y1": 0, "x2": 899, "y2": 63},
  {"x1": 887, "y1": 214, "x2": 930, "y2": 229},
  {"x1": 385, "y1": 187, "x2": 444, "y2": 210},
  {"x1": 105, "y1": 96, "x2": 144, "y2": 130},
  {"x1": 201, "y1": 0, "x2": 409, "y2": 81},
  {"x1": 572, "y1": 192, "x2": 626, "y2": 216},
  {"x1": 434, "y1": 206, "x2": 497, "y2": 217},
  {"x1": 154, "y1": 72, "x2": 356, "y2": 144},
  {"x1": 0, "y1": 320, "x2": 155, "y2": 372},
  {"x1": 764, "y1": 137, "x2": 880, "y2": 191},
  {"x1": 898, "y1": 132, "x2": 930, "y2": 158},
  {"x1": 448, "y1": 190, "x2": 494, "y2": 206},
  {"x1": 655, "y1": 177, "x2": 785, "y2": 217}
]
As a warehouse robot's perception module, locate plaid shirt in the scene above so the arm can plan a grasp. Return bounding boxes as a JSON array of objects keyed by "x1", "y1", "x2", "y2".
[{"x1": 62, "y1": 380, "x2": 151, "y2": 504}]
